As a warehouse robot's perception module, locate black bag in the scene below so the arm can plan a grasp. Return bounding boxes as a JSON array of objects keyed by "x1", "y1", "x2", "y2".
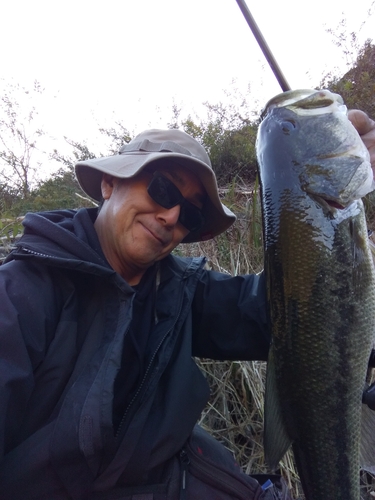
[
  {"x1": 179, "y1": 425, "x2": 293, "y2": 500},
  {"x1": 92, "y1": 425, "x2": 294, "y2": 500}
]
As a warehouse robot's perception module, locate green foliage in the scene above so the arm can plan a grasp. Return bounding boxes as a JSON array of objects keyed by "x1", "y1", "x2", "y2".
[
  {"x1": 0, "y1": 121, "x2": 133, "y2": 217},
  {"x1": 321, "y1": 4, "x2": 375, "y2": 118},
  {"x1": 51, "y1": 141, "x2": 100, "y2": 170},
  {"x1": 0, "y1": 167, "x2": 95, "y2": 218},
  {"x1": 322, "y1": 41, "x2": 375, "y2": 117},
  {"x1": 0, "y1": 218, "x2": 23, "y2": 240},
  {"x1": 179, "y1": 98, "x2": 259, "y2": 185},
  {"x1": 206, "y1": 124, "x2": 258, "y2": 185},
  {"x1": 0, "y1": 183, "x2": 20, "y2": 214},
  {"x1": 0, "y1": 217, "x2": 24, "y2": 262},
  {"x1": 28, "y1": 167, "x2": 95, "y2": 212}
]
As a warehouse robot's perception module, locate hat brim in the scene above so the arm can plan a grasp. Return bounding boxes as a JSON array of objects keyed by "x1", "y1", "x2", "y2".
[{"x1": 75, "y1": 151, "x2": 236, "y2": 243}]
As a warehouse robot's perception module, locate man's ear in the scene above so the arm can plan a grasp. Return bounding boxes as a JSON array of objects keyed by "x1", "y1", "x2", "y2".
[{"x1": 101, "y1": 174, "x2": 115, "y2": 200}]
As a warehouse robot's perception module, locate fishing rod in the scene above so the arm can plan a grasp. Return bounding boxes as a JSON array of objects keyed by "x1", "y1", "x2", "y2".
[{"x1": 234, "y1": 0, "x2": 291, "y2": 92}]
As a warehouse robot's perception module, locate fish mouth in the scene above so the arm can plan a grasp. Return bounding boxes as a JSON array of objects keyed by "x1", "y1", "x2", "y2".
[
  {"x1": 261, "y1": 89, "x2": 347, "y2": 119},
  {"x1": 324, "y1": 199, "x2": 346, "y2": 210}
]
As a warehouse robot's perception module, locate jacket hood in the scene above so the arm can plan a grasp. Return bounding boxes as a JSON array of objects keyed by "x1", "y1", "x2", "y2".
[{"x1": 8, "y1": 208, "x2": 115, "y2": 277}]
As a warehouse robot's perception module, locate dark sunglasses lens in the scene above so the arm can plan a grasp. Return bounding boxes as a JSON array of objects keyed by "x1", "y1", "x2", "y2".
[
  {"x1": 148, "y1": 174, "x2": 182, "y2": 208},
  {"x1": 148, "y1": 173, "x2": 205, "y2": 232},
  {"x1": 180, "y1": 203, "x2": 205, "y2": 232}
]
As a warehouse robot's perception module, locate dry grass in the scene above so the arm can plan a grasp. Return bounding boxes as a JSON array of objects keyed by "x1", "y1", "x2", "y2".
[{"x1": 196, "y1": 359, "x2": 304, "y2": 497}]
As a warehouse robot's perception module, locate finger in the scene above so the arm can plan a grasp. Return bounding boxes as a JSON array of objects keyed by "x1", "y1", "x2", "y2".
[
  {"x1": 363, "y1": 383, "x2": 375, "y2": 411},
  {"x1": 348, "y1": 109, "x2": 375, "y2": 136}
]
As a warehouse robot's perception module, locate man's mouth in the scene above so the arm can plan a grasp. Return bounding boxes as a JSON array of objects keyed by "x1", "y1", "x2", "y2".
[{"x1": 141, "y1": 223, "x2": 170, "y2": 246}]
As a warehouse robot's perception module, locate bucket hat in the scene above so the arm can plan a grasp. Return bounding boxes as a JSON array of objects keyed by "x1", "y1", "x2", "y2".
[{"x1": 75, "y1": 129, "x2": 236, "y2": 243}]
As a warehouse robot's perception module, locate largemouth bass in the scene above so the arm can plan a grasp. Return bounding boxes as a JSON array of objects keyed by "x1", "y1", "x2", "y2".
[{"x1": 256, "y1": 89, "x2": 375, "y2": 500}]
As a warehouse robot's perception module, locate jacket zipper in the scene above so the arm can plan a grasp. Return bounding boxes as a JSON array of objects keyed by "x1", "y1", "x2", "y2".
[
  {"x1": 179, "y1": 449, "x2": 190, "y2": 500},
  {"x1": 21, "y1": 247, "x2": 58, "y2": 259},
  {"x1": 115, "y1": 293, "x2": 184, "y2": 440},
  {"x1": 114, "y1": 330, "x2": 169, "y2": 440}
]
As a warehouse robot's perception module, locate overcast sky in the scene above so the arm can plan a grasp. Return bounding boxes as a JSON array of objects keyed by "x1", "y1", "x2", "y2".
[{"x1": 0, "y1": 0, "x2": 374, "y2": 160}]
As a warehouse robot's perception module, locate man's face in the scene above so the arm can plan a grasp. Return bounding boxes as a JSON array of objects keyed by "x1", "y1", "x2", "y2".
[{"x1": 95, "y1": 164, "x2": 206, "y2": 284}]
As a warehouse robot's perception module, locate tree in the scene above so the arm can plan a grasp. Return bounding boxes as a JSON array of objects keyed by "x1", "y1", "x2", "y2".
[
  {"x1": 322, "y1": 41, "x2": 375, "y2": 117},
  {"x1": 180, "y1": 98, "x2": 259, "y2": 185},
  {"x1": 98, "y1": 122, "x2": 132, "y2": 154},
  {"x1": 321, "y1": 2, "x2": 375, "y2": 116},
  {"x1": 28, "y1": 167, "x2": 95, "y2": 212},
  {"x1": 0, "y1": 183, "x2": 20, "y2": 215},
  {"x1": 27, "y1": 123, "x2": 134, "y2": 214},
  {"x1": 51, "y1": 120, "x2": 132, "y2": 169},
  {"x1": 0, "y1": 80, "x2": 47, "y2": 200}
]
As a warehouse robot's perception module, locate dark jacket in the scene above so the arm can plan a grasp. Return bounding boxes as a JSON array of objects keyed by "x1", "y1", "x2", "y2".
[{"x1": 0, "y1": 208, "x2": 269, "y2": 499}]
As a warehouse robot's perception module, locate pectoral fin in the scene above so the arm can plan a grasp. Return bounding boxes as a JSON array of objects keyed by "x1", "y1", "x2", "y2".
[{"x1": 264, "y1": 348, "x2": 293, "y2": 470}]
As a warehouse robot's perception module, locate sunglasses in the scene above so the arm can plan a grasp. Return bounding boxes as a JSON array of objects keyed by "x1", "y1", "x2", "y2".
[{"x1": 147, "y1": 172, "x2": 205, "y2": 233}]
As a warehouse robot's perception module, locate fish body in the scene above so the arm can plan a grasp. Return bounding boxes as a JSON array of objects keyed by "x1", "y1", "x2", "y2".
[{"x1": 256, "y1": 89, "x2": 375, "y2": 499}]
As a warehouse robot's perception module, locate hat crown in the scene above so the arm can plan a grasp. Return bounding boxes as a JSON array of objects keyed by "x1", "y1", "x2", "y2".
[{"x1": 120, "y1": 129, "x2": 212, "y2": 168}]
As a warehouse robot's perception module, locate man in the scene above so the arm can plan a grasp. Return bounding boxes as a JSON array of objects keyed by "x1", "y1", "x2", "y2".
[{"x1": 0, "y1": 115, "x2": 374, "y2": 499}]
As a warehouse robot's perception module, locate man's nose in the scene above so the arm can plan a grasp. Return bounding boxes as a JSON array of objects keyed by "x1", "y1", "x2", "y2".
[{"x1": 157, "y1": 204, "x2": 181, "y2": 227}]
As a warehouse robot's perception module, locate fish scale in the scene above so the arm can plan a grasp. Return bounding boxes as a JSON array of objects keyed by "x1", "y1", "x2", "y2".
[{"x1": 257, "y1": 89, "x2": 375, "y2": 500}]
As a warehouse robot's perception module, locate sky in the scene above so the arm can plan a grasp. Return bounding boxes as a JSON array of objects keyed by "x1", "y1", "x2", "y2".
[{"x1": 0, "y1": 0, "x2": 374, "y2": 172}]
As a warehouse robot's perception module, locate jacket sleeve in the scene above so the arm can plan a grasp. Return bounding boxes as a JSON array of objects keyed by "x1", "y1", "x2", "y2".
[
  {"x1": 0, "y1": 259, "x2": 63, "y2": 460},
  {"x1": 191, "y1": 269, "x2": 270, "y2": 361}
]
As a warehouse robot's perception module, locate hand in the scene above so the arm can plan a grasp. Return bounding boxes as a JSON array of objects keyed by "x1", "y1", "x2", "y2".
[
  {"x1": 370, "y1": 348, "x2": 375, "y2": 368},
  {"x1": 348, "y1": 109, "x2": 375, "y2": 177},
  {"x1": 363, "y1": 350, "x2": 375, "y2": 411},
  {"x1": 363, "y1": 383, "x2": 375, "y2": 410}
]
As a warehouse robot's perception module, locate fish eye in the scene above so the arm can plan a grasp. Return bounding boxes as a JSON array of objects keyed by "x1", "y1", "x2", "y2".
[{"x1": 281, "y1": 120, "x2": 296, "y2": 134}]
